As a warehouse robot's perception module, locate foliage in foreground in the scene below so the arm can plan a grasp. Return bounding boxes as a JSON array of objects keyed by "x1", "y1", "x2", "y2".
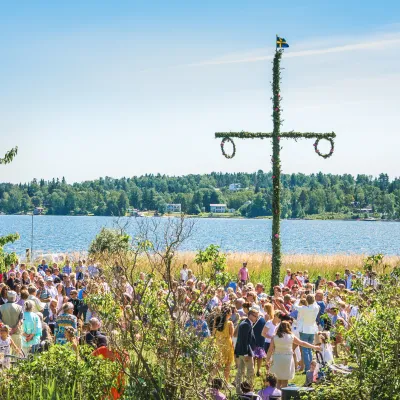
[
  {"x1": 86, "y1": 217, "x2": 224, "y2": 399},
  {"x1": 0, "y1": 345, "x2": 119, "y2": 400},
  {"x1": 305, "y1": 260, "x2": 400, "y2": 400},
  {"x1": 0, "y1": 233, "x2": 20, "y2": 274}
]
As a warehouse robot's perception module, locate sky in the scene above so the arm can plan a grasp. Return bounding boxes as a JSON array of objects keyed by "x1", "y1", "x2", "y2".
[{"x1": 1, "y1": 1, "x2": 400, "y2": 184}]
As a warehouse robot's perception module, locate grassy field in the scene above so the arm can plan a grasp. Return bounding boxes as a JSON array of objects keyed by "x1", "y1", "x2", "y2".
[
  {"x1": 174, "y1": 252, "x2": 400, "y2": 284},
  {"x1": 46, "y1": 251, "x2": 400, "y2": 285}
]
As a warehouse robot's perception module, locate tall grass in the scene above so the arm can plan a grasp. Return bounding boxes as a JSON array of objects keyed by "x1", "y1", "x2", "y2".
[
  {"x1": 32, "y1": 249, "x2": 400, "y2": 286},
  {"x1": 174, "y1": 252, "x2": 400, "y2": 284}
]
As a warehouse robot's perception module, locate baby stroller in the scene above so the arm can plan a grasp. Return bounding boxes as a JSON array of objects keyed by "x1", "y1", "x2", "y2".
[{"x1": 315, "y1": 350, "x2": 329, "y2": 383}]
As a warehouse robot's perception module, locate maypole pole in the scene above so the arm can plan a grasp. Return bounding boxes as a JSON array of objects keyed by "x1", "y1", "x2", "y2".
[
  {"x1": 270, "y1": 44, "x2": 283, "y2": 291},
  {"x1": 215, "y1": 35, "x2": 336, "y2": 293}
]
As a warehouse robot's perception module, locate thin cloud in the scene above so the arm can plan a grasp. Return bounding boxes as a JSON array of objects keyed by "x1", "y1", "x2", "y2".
[{"x1": 188, "y1": 35, "x2": 400, "y2": 67}]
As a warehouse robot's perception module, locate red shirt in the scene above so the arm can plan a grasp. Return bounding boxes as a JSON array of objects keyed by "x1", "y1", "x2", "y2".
[{"x1": 92, "y1": 346, "x2": 128, "y2": 399}]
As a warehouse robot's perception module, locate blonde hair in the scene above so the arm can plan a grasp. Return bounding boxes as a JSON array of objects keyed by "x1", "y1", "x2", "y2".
[{"x1": 264, "y1": 303, "x2": 274, "y2": 321}]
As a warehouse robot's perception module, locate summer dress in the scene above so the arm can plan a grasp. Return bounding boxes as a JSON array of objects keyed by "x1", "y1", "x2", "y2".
[
  {"x1": 270, "y1": 333, "x2": 295, "y2": 380},
  {"x1": 215, "y1": 320, "x2": 234, "y2": 366}
]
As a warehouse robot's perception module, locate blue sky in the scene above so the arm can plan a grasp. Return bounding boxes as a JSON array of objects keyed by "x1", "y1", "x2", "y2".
[{"x1": 1, "y1": 1, "x2": 400, "y2": 183}]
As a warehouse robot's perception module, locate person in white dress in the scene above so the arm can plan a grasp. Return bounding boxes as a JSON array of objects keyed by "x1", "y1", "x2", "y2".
[
  {"x1": 317, "y1": 331, "x2": 334, "y2": 365},
  {"x1": 266, "y1": 321, "x2": 320, "y2": 389}
]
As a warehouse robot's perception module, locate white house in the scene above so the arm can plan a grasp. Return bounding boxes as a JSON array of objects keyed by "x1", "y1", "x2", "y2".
[
  {"x1": 166, "y1": 204, "x2": 182, "y2": 213},
  {"x1": 360, "y1": 208, "x2": 373, "y2": 214},
  {"x1": 210, "y1": 204, "x2": 227, "y2": 213},
  {"x1": 229, "y1": 183, "x2": 241, "y2": 191}
]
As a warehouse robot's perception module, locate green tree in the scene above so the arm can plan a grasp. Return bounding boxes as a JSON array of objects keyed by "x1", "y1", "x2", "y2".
[
  {"x1": 21, "y1": 193, "x2": 32, "y2": 213},
  {"x1": 88, "y1": 228, "x2": 130, "y2": 256},
  {"x1": 117, "y1": 191, "x2": 129, "y2": 216},
  {"x1": 129, "y1": 185, "x2": 142, "y2": 209}
]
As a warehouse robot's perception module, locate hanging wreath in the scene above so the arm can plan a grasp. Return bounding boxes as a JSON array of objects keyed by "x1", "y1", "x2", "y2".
[
  {"x1": 220, "y1": 137, "x2": 236, "y2": 159},
  {"x1": 313, "y1": 138, "x2": 334, "y2": 159}
]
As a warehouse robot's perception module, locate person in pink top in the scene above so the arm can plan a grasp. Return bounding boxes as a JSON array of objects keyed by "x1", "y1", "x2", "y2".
[{"x1": 238, "y1": 263, "x2": 249, "y2": 286}]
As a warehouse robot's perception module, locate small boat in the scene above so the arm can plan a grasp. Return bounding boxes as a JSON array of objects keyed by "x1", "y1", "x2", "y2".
[{"x1": 363, "y1": 217, "x2": 378, "y2": 221}]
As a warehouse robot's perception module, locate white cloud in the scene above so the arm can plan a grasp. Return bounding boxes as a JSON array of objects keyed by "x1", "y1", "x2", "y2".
[{"x1": 188, "y1": 32, "x2": 400, "y2": 66}]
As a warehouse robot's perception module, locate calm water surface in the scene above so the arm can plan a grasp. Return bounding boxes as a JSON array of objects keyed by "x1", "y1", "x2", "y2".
[{"x1": 0, "y1": 215, "x2": 399, "y2": 256}]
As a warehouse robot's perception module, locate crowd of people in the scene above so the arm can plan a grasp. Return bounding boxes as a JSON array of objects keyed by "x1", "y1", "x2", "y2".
[
  {"x1": 0, "y1": 257, "x2": 376, "y2": 399},
  {"x1": 0, "y1": 259, "x2": 111, "y2": 366},
  {"x1": 182, "y1": 262, "x2": 373, "y2": 399}
]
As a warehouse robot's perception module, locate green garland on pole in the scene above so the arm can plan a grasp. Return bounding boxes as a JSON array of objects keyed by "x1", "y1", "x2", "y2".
[{"x1": 271, "y1": 49, "x2": 283, "y2": 290}]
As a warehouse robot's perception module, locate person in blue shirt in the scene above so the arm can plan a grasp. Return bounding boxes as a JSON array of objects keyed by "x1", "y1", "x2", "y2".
[
  {"x1": 226, "y1": 281, "x2": 237, "y2": 293},
  {"x1": 62, "y1": 260, "x2": 72, "y2": 276},
  {"x1": 185, "y1": 310, "x2": 210, "y2": 338},
  {"x1": 37, "y1": 259, "x2": 48, "y2": 273},
  {"x1": 315, "y1": 290, "x2": 326, "y2": 329}
]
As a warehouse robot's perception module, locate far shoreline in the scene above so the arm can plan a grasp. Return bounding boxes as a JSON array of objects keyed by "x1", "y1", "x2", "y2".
[{"x1": 1, "y1": 213, "x2": 399, "y2": 223}]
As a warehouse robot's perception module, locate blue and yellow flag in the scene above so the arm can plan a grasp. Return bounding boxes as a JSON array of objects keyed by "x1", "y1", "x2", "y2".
[{"x1": 276, "y1": 36, "x2": 289, "y2": 49}]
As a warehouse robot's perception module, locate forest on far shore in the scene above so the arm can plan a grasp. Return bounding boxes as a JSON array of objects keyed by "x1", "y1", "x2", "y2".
[{"x1": 1, "y1": 171, "x2": 399, "y2": 219}]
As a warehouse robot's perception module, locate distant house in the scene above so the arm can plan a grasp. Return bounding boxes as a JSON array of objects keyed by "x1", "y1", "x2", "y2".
[
  {"x1": 33, "y1": 207, "x2": 44, "y2": 215},
  {"x1": 229, "y1": 183, "x2": 241, "y2": 191},
  {"x1": 360, "y1": 208, "x2": 373, "y2": 213},
  {"x1": 210, "y1": 204, "x2": 227, "y2": 213},
  {"x1": 166, "y1": 204, "x2": 182, "y2": 213},
  {"x1": 228, "y1": 208, "x2": 235, "y2": 213}
]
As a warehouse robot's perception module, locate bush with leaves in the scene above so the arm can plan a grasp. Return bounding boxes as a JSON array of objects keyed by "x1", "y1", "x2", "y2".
[
  {"x1": 88, "y1": 227, "x2": 130, "y2": 258},
  {"x1": 0, "y1": 345, "x2": 119, "y2": 400},
  {"x1": 0, "y1": 233, "x2": 20, "y2": 274},
  {"x1": 305, "y1": 259, "x2": 400, "y2": 400},
  {"x1": 194, "y1": 244, "x2": 233, "y2": 288},
  {"x1": 85, "y1": 217, "x2": 226, "y2": 399}
]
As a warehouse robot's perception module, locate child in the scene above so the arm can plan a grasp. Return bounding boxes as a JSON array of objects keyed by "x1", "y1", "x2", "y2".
[
  {"x1": 258, "y1": 373, "x2": 282, "y2": 400},
  {"x1": 0, "y1": 325, "x2": 24, "y2": 369},
  {"x1": 239, "y1": 381, "x2": 262, "y2": 399},
  {"x1": 210, "y1": 378, "x2": 226, "y2": 400},
  {"x1": 305, "y1": 360, "x2": 318, "y2": 386},
  {"x1": 318, "y1": 332, "x2": 334, "y2": 365}
]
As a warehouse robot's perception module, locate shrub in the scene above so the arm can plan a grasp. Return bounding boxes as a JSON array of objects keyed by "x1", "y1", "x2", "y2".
[
  {"x1": 88, "y1": 227, "x2": 130, "y2": 256},
  {"x1": 306, "y1": 262, "x2": 400, "y2": 399},
  {"x1": 0, "y1": 345, "x2": 119, "y2": 400}
]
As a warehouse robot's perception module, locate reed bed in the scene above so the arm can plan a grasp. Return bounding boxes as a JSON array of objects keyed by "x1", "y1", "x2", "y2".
[
  {"x1": 32, "y1": 250, "x2": 400, "y2": 285},
  {"x1": 174, "y1": 252, "x2": 400, "y2": 283}
]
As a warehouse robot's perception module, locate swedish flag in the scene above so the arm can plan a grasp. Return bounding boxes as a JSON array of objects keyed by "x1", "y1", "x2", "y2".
[{"x1": 276, "y1": 36, "x2": 289, "y2": 49}]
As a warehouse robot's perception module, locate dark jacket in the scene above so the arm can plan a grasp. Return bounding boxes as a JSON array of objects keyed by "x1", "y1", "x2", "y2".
[
  {"x1": 234, "y1": 318, "x2": 256, "y2": 357},
  {"x1": 69, "y1": 297, "x2": 82, "y2": 316}
]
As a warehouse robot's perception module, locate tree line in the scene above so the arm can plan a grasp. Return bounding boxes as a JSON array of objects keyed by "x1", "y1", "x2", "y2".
[{"x1": 0, "y1": 171, "x2": 399, "y2": 218}]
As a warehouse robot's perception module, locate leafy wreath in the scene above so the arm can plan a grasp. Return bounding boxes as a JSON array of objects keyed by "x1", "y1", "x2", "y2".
[
  {"x1": 313, "y1": 138, "x2": 334, "y2": 159},
  {"x1": 220, "y1": 137, "x2": 236, "y2": 159}
]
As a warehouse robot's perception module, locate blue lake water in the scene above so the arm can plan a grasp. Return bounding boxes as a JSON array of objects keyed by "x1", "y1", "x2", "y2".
[{"x1": 1, "y1": 215, "x2": 399, "y2": 256}]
